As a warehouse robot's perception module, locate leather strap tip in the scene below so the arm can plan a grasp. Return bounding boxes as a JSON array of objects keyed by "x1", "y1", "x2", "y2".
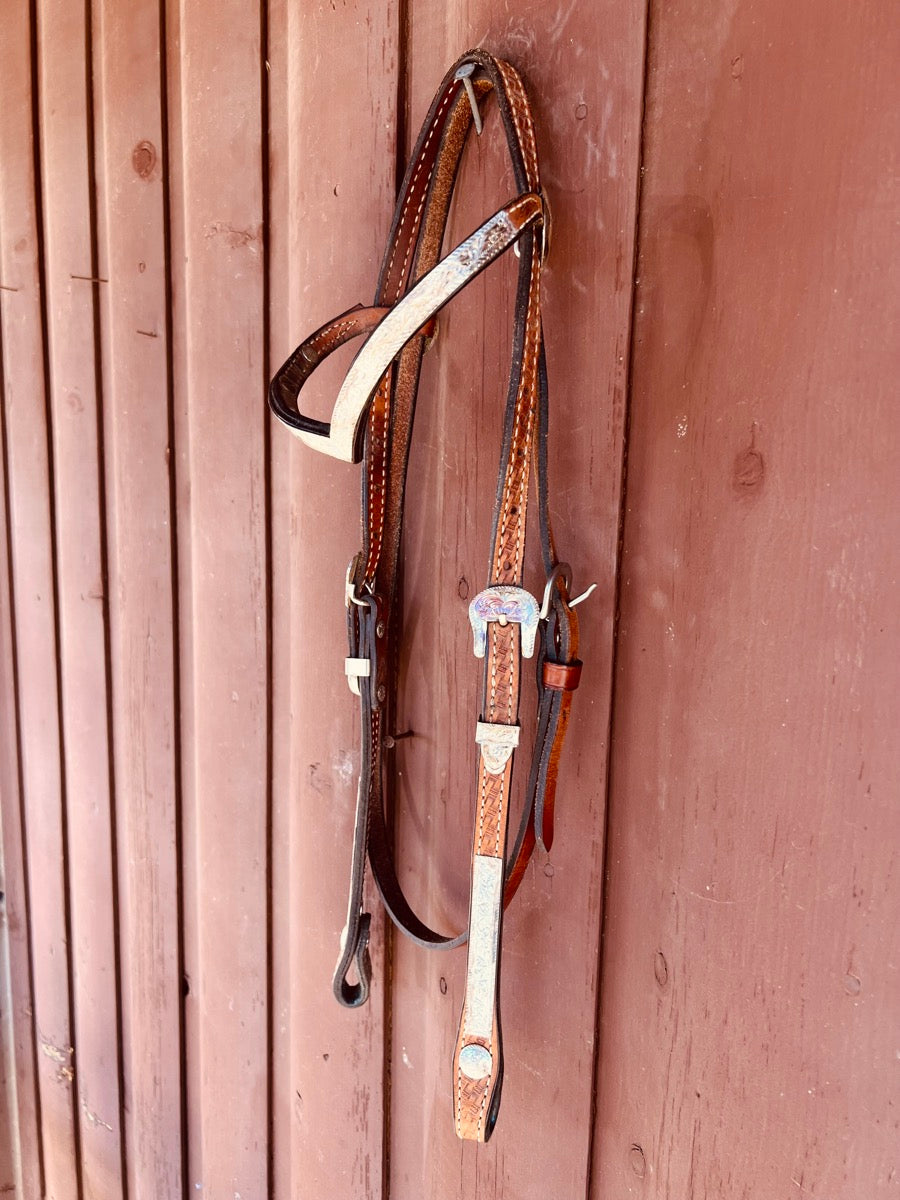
[
  {"x1": 333, "y1": 912, "x2": 372, "y2": 1008},
  {"x1": 542, "y1": 659, "x2": 582, "y2": 691},
  {"x1": 534, "y1": 796, "x2": 555, "y2": 853},
  {"x1": 453, "y1": 1049, "x2": 503, "y2": 1143}
]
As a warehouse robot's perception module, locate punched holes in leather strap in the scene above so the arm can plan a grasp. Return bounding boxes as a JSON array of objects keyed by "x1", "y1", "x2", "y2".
[{"x1": 542, "y1": 660, "x2": 583, "y2": 691}]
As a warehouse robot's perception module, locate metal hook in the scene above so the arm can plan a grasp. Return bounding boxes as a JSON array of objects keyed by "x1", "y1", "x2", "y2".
[
  {"x1": 540, "y1": 562, "x2": 597, "y2": 620},
  {"x1": 454, "y1": 63, "x2": 483, "y2": 136},
  {"x1": 570, "y1": 582, "x2": 597, "y2": 608}
]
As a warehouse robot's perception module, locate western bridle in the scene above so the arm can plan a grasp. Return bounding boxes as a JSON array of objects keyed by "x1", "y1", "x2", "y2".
[{"x1": 269, "y1": 48, "x2": 591, "y2": 1142}]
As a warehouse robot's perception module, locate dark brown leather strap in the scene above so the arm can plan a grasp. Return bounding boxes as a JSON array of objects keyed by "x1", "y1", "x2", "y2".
[{"x1": 269, "y1": 48, "x2": 587, "y2": 1142}]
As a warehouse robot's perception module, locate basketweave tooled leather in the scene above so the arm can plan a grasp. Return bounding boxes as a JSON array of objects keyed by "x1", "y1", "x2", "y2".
[{"x1": 268, "y1": 48, "x2": 587, "y2": 1143}]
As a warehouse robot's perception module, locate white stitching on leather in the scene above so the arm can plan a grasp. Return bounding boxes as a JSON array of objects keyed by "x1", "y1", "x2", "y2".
[
  {"x1": 310, "y1": 314, "x2": 360, "y2": 355},
  {"x1": 396, "y1": 181, "x2": 433, "y2": 296},
  {"x1": 511, "y1": 260, "x2": 541, "y2": 576},
  {"x1": 384, "y1": 85, "x2": 455, "y2": 295},
  {"x1": 364, "y1": 373, "x2": 391, "y2": 580},
  {"x1": 497, "y1": 61, "x2": 539, "y2": 189},
  {"x1": 475, "y1": 1070, "x2": 491, "y2": 1138},
  {"x1": 496, "y1": 253, "x2": 541, "y2": 579}
]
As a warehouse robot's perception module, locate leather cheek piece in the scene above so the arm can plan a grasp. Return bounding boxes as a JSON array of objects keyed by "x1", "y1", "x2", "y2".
[{"x1": 542, "y1": 660, "x2": 583, "y2": 691}]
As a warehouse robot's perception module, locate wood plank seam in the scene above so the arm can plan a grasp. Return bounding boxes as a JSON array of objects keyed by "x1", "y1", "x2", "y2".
[
  {"x1": 0, "y1": 321, "x2": 40, "y2": 1200},
  {"x1": 83, "y1": 6, "x2": 130, "y2": 1189},
  {"x1": 583, "y1": 0, "x2": 655, "y2": 1191},
  {"x1": 260, "y1": 0, "x2": 275, "y2": 1195},
  {"x1": 154, "y1": 0, "x2": 191, "y2": 1189}
]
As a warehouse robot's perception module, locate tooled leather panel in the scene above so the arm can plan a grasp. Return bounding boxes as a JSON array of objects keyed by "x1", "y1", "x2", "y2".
[
  {"x1": 474, "y1": 624, "x2": 519, "y2": 857},
  {"x1": 473, "y1": 629, "x2": 517, "y2": 846},
  {"x1": 474, "y1": 763, "x2": 508, "y2": 859},
  {"x1": 491, "y1": 250, "x2": 542, "y2": 587},
  {"x1": 495, "y1": 59, "x2": 541, "y2": 193},
  {"x1": 485, "y1": 622, "x2": 519, "y2": 722}
]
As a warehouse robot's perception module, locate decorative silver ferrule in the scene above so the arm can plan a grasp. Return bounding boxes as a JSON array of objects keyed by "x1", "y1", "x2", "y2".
[{"x1": 475, "y1": 721, "x2": 520, "y2": 775}]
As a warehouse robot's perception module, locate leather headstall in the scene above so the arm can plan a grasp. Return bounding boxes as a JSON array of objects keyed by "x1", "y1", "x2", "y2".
[{"x1": 269, "y1": 48, "x2": 591, "y2": 1142}]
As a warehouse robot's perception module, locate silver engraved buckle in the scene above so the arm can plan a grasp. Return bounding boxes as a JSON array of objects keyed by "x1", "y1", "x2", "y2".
[{"x1": 468, "y1": 585, "x2": 540, "y2": 659}]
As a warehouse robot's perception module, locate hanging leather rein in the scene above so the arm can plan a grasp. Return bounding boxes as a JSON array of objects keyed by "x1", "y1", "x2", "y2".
[{"x1": 269, "y1": 48, "x2": 589, "y2": 1142}]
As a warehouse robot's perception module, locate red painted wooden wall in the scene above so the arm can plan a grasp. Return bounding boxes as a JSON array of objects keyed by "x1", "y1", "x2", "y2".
[{"x1": 0, "y1": 1, "x2": 896, "y2": 1197}]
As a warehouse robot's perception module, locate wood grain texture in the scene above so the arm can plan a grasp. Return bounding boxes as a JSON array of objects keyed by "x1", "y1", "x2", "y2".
[
  {"x1": 0, "y1": 6, "x2": 57, "y2": 1195},
  {"x1": 37, "y1": 0, "x2": 127, "y2": 1191},
  {"x1": 93, "y1": 0, "x2": 185, "y2": 1195},
  {"x1": 165, "y1": 0, "x2": 270, "y2": 1194},
  {"x1": 266, "y1": 7, "x2": 291, "y2": 1196},
  {"x1": 267, "y1": 3, "x2": 398, "y2": 1194},
  {"x1": 1, "y1": 1, "x2": 897, "y2": 1193},
  {"x1": 389, "y1": 4, "x2": 646, "y2": 1192},
  {"x1": 591, "y1": 1, "x2": 900, "y2": 1196},
  {"x1": 0, "y1": 397, "x2": 32, "y2": 1200}
]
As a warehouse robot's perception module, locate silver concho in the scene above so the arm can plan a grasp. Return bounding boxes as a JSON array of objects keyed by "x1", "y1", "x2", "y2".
[
  {"x1": 468, "y1": 585, "x2": 540, "y2": 659},
  {"x1": 458, "y1": 1043, "x2": 493, "y2": 1081}
]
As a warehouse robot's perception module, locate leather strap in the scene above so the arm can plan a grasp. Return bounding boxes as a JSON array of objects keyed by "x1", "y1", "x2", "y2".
[{"x1": 269, "y1": 48, "x2": 588, "y2": 1142}]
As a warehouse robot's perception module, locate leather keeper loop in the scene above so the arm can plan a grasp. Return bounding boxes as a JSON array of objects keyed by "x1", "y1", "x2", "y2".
[{"x1": 542, "y1": 660, "x2": 582, "y2": 691}]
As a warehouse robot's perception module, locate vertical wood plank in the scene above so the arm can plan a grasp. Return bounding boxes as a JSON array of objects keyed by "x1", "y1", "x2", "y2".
[
  {"x1": 0, "y1": 408, "x2": 34, "y2": 1200},
  {"x1": 591, "y1": 1, "x2": 900, "y2": 1196},
  {"x1": 92, "y1": 0, "x2": 184, "y2": 1195},
  {"x1": 0, "y1": 1, "x2": 80, "y2": 1194},
  {"x1": 389, "y1": 4, "x2": 647, "y2": 1193},
  {"x1": 265, "y1": 5, "x2": 291, "y2": 1196},
  {"x1": 165, "y1": 0, "x2": 269, "y2": 1192},
  {"x1": 267, "y1": 3, "x2": 398, "y2": 1194},
  {"x1": 36, "y1": 0, "x2": 127, "y2": 1193},
  {"x1": 0, "y1": 823, "x2": 21, "y2": 1197}
]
